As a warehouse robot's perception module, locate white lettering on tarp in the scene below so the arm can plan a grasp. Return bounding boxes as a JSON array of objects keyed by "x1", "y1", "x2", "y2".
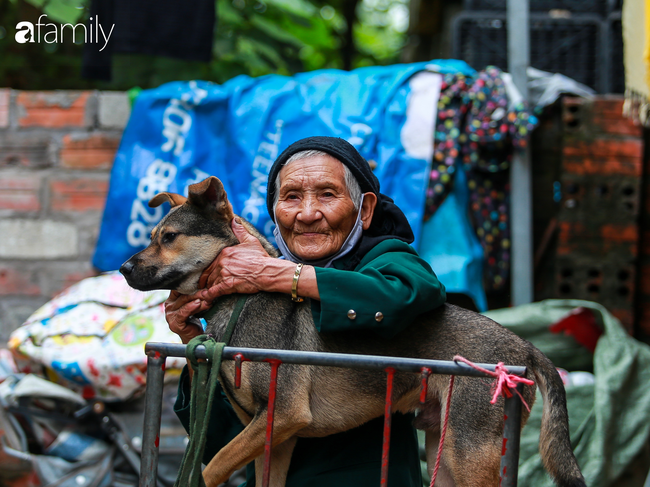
[
  {"x1": 348, "y1": 123, "x2": 372, "y2": 147},
  {"x1": 242, "y1": 120, "x2": 283, "y2": 224},
  {"x1": 183, "y1": 168, "x2": 211, "y2": 195},
  {"x1": 161, "y1": 100, "x2": 192, "y2": 156},
  {"x1": 161, "y1": 81, "x2": 208, "y2": 156},
  {"x1": 127, "y1": 159, "x2": 177, "y2": 247},
  {"x1": 126, "y1": 82, "x2": 208, "y2": 249}
]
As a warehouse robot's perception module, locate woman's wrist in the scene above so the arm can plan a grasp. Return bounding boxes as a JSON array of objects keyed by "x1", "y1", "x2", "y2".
[
  {"x1": 261, "y1": 258, "x2": 300, "y2": 294},
  {"x1": 270, "y1": 261, "x2": 319, "y2": 301},
  {"x1": 248, "y1": 257, "x2": 320, "y2": 300}
]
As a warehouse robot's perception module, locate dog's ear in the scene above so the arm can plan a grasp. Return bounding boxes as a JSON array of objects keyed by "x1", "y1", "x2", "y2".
[
  {"x1": 187, "y1": 176, "x2": 234, "y2": 221},
  {"x1": 149, "y1": 192, "x2": 188, "y2": 208}
]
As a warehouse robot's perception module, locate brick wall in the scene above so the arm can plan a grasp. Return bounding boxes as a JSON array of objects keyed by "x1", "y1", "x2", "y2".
[
  {"x1": 534, "y1": 95, "x2": 647, "y2": 335},
  {"x1": 0, "y1": 89, "x2": 130, "y2": 344},
  {"x1": 557, "y1": 97, "x2": 643, "y2": 332}
]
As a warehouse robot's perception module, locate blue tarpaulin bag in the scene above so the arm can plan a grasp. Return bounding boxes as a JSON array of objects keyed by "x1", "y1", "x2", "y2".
[{"x1": 93, "y1": 60, "x2": 476, "y2": 280}]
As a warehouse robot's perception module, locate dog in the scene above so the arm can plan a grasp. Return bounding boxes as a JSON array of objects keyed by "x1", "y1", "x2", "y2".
[{"x1": 120, "y1": 176, "x2": 586, "y2": 487}]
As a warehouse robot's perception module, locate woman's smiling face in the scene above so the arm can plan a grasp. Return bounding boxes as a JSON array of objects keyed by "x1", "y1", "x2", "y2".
[{"x1": 274, "y1": 154, "x2": 360, "y2": 261}]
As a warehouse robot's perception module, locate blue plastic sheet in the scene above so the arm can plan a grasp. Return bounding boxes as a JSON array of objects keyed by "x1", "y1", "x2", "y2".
[
  {"x1": 417, "y1": 164, "x2": 487, "y2": 311},
  {"x1": 93, "y1": 60, "x2": 476, "y2": 274}
]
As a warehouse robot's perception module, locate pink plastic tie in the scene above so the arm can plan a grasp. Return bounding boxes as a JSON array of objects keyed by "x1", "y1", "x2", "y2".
[{"x1": 453, "y1": 355, "x2": 535, "y2": 412}]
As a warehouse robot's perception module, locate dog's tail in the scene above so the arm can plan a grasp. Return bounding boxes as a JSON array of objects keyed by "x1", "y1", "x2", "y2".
[{"x1": 531, "y1": 347, "x2": 587, "y2": 487}]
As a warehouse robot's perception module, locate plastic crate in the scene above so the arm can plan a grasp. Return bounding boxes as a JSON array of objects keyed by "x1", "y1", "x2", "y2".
[
  {"x1": 452, "y1": 12, "x2": 605, "y2": 92},
  {"x1": 607, "y1": 11, "x2": 624, "y2": 94},
  {"x1": 463, "y1": 0, "x2": 609, "y2": 16}
]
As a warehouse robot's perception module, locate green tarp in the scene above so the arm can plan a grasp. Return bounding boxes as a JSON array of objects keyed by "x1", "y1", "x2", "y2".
[{"x1": 485, "y1": 299, "x2": 650, "y2": 486}]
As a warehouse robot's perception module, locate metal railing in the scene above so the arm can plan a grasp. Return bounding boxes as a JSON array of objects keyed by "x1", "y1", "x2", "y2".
[{"x1": 140, "y1": 342, "x2": 527, "y2": 487}]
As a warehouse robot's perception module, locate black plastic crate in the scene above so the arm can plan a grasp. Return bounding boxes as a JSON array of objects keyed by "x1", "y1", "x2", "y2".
[
  {"x1": 607, "y1": 11, "x2": 624, "y2": 94},
  {"x1": 452, "y1": 12, "x2": 605, "y2": 92},
  {"x1": 464, "y1": 0, "x2": 609, "y2": 16},
  {"x1": 608, "y1": 0, "x2": 622, "y2": 13}
]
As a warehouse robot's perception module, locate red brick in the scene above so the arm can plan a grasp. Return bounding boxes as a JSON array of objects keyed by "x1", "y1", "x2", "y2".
[
  {"x1": 60, "y1": 133, "x2": 119, "y2": 169},
  {"x1": 601, "y1": 224, "x2": 639, "y2": 243},
  {"x1": 0, "y1": 89, "x2": 9, "y2": 128},
  {"x1": 563, "y1": 139, "x2": 644, "y2": 159},
  {"x1": 592, "y1": 117, "x2": 643, "y2": 137},
  {"x1": 558, "y1": 221, "x2": 638, "y2": 243},
  {"x1": 17, "y1": 91, "x2": 91, "y2": 128},
  {"x1": 591, "y1": 96, "x2": 627, "y2": 119},
  {"x1": 557, "y1": 221, "x2": 638, "y2": 256},
  {"x1": 0, "y1": 132, "x2": 52, "y2": 168},
  {"x1": 50, "y1": 178, "x2": 108, "y2": 211},
  {"x1": 0, "y1": 176, "x2": 41, "y2": 211},
  {"x1": 0, "y1": 266, "x2": 41, "y2": 296},
  {"x1": 562, "y1": 156, "x2": 642, "y2": 177}
]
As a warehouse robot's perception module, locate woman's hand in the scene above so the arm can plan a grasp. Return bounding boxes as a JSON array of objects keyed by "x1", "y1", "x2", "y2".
[
  {"x1": 197, "y1": 218, "x2": 277, "y2": 302},
  {"x1": 164, "y1": 291, "x2": 210, "y2": 344},
  {"x1": 195, "y1": 217, "x2": 321, "y2": 303}
]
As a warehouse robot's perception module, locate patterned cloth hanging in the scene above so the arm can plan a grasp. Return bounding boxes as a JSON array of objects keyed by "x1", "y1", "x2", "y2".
[{"x1": 424, "y1": 66, "x2": 538, "y2": 292}]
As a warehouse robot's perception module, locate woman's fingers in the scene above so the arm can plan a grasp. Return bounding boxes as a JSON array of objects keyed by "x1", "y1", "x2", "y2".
[
  {"x1": 165, "y1": 291, "x2": 197, "y2": 311},
  {"x1": 164, "y1": 292, "x2": 212, "y2": 343}
]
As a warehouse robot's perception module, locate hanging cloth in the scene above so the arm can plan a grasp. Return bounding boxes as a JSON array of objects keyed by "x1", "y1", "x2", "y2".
[
  {"x1": 82, "y1": 0, "x2": 216, "y2": 81},
  {"x1": 622, "y1": 0, "x2": 650, "y2": 126},
  {"x1": 424, "y1": 67, "x2": 538, "y2": 292}
]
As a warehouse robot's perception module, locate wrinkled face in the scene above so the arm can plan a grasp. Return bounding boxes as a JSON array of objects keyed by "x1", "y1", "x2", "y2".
[{"x1": 275, "y1": 155, "x2": 358, "y2": 261}]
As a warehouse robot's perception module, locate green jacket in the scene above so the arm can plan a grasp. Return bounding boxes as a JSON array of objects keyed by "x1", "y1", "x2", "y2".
[{"x1": 174, "y1": 239, "x2": 446, "y2": 486}]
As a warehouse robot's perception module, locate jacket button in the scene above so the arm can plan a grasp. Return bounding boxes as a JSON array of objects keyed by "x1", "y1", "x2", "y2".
[
  {"x1": 375, "y1": 312, "x2": 384, "y2": 322},
  {"x1": 347, "y1": 309, "x2": 357, "y2": 320}
]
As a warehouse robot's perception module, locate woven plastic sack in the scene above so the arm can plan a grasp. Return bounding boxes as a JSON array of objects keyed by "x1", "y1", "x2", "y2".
[{"x1": 8, "y1": 272, "x2": 185, "y2": 401}]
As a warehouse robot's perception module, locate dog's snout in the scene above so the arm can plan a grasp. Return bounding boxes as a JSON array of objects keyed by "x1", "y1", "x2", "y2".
[{"x1": 120, "y1": 260, "x2": 135, "y2": 276}]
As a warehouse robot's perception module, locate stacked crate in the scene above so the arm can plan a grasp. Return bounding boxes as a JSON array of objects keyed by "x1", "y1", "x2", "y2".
[
  {"x1": 452, "y1": 0, "x2": 623, "y2": 93},
  {"x1": 554, "y1": 96, "x2": 643, "y2": 331}
]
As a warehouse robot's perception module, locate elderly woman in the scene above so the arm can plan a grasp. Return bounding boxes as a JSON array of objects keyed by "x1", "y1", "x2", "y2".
[{"x1": 167, "y1": 136, "x2": 446, "y2": 486}]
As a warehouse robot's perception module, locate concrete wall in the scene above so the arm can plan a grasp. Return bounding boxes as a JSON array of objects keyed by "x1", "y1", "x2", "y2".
[{"x1": 0, "y1": 89, "x2": 129, "y2": 344}]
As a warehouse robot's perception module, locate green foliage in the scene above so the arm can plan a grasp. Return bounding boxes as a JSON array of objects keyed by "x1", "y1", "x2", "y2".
[
  {"x1": 207, "y1": 0, "x2": 344, "y2": 82},
  {"x1": 355, "y1": 0, "x2": 409, "y2": 66},
  {"x1": 0, "y1": 0, "x2": 97, "y2": 89},
  {"x1": 0, "y1": 0, "x2": 409, "y2": 90}
]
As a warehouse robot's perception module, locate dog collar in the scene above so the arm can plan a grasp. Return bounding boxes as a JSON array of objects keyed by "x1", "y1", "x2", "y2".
[{"x1": 195, "y1": 294, "x2": 248, "y2": 345}]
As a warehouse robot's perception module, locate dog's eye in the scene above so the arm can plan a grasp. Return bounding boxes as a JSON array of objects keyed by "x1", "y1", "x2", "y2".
[{"x1": 162, "y1": 232, "x2": 178, "y2": 244}]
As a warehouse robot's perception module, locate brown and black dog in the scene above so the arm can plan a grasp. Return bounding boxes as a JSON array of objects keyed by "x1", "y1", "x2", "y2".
[{"x1": 120, "y1": 176, "x2": 586, "y2": 487}]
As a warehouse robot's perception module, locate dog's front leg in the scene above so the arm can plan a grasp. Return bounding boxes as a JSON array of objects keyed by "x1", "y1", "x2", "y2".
[
  {"x1": 254, "y1": 436, "x2": 297, "y2": 487},
  {"x1": 202, "y1": 408, "x2": 311, "y2": 487}
]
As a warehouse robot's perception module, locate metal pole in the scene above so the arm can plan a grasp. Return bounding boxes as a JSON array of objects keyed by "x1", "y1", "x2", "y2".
[
  {"x1": 262, "y1": 360, "x2": 281, "y2": 487},
  {"x1": 500, "y1": 384, "x2": 524, "y2": 487},
  {"x1": 144, "y1": 343, "x2": 528, "y2": 379},
  {"x1": 508, "y1": 0, "x2": 533, "y2": 306},
  {"x1": 140, "y1": 351, "x2": 166, "y2": 487},
  {"x1": 380, "y1": 368, "x2": 395, "y2": 486}
]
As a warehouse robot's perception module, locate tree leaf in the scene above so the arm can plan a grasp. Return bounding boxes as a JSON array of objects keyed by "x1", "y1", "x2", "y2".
[
  {"x1": 264, "y1": 0, "x2": 317, "y2": 19},
  {"x1": 41, "y1": 0, "x2": 86, "y2": 24},
  {"x1": 250, "y1": 14, "x2": 305, "y2": 48}
]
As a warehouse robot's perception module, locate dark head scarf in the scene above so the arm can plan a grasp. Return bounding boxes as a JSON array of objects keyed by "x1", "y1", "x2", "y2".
[{"x1": 266, "y1": 136, "x2": 414, "y2": 270}]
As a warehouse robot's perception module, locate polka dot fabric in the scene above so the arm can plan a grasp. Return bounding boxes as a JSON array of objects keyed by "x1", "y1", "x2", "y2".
[{"x1": 424, "y1": 66, "x2": 538, "y2": 292}]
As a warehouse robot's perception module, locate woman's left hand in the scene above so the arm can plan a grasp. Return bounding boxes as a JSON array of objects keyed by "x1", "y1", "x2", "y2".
[{"x1": 196, "y1": 218, "x2": 277, "y2": 301}]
